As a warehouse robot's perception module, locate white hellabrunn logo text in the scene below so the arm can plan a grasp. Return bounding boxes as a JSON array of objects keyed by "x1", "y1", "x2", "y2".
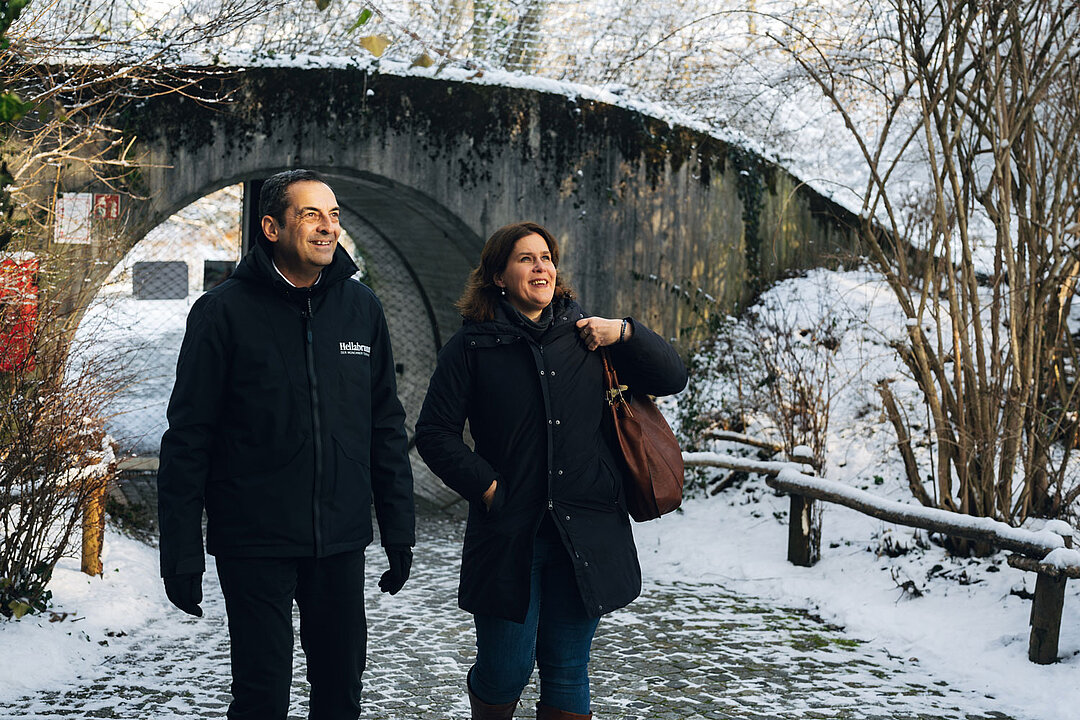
[{"x1": 339, "y1": 341, "x2": 371, "y2": 357}]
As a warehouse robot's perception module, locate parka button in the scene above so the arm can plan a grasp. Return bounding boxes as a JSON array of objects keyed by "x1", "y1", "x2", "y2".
[
  {"x1": 554, "y1": 419, "x2": 561, "y2": 425},
  {"x1": 565, "y1": 515, "x2": 571, "y2": 521},
  {"x1": 557, "y1": 469, "x2": 563, "y2": 475},
  {"x1": 583, "y1": 561, "x2": 589, "y2": 567},
  {"x1": 550, "y1": 370, "x2": 556, "y2": 376},
  {"x1": 548, "y1": 419, "x2": 553, "y2": 425}
]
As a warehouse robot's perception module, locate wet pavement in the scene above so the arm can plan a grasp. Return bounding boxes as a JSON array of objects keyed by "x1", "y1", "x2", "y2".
[{"x1": 5, "y1": 511, "x2": 1016, "y2": 720}]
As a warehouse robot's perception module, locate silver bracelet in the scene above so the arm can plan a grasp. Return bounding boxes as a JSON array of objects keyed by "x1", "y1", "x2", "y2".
[{"x1": 619, "y1": 318, "x2": 628, "y2": 343}]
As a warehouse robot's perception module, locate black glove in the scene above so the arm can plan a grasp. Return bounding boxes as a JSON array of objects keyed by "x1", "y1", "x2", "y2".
[
  {"x1": 163, "y1": 572, "x2": 204, "y2": 617},
  {"x1": 378, "y1": 546, "x2": 412, "y2": 595}
]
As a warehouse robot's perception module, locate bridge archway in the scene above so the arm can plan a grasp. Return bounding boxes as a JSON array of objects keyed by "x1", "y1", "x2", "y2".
[{"x1": 68, "y1": 66, "x2": 859, "y2": 508}]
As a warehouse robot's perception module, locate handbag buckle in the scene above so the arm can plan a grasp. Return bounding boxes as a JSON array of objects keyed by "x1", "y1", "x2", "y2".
[
  {"x1": 607, "y1": 384, "x2": 628, "y2": 401},
  {"x1": 607, "y1": 384, "x2": 633, "y2": 416}
]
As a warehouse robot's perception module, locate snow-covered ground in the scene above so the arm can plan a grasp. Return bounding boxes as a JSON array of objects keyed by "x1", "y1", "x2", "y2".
[
  {"x1": 2, "y1": 266, "x2": 1078, "y2": 718},
  {"x1": 1, "y1": 482, "x2": 1076, "y2": 718},
  {"x1": 636, "y1": 492, "x2": 1080, "y2": 720},
  {"x1": 0, "y1": 529, "x2": 170, "y2": 703},
  {"x1": 643, "y1": 266, "x2": 1080, "y2": 718},
  {"x1": 2, "y1": 487, "x2": 1076, "y2": 718}
]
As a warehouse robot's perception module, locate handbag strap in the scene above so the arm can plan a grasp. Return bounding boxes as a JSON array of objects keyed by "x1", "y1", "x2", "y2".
[{"x1": 600, "y1": 348, "x2": 633, "y2": 415}]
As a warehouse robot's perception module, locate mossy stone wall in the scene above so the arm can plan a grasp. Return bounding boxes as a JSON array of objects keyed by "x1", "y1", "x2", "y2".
[{"x1": 113, "y1": 67, "x2": 858, "y2": 343}]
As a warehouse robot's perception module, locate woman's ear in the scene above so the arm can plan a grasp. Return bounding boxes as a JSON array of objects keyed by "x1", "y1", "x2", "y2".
[{"x1": 493, "y1": 273, "x2": 504, "y2": 288}]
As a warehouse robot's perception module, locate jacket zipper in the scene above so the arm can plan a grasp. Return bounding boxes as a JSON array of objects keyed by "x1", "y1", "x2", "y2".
[
  {"x1": 537, "y1": 343, "x2": 556, "y2": 519},
  {"x1": 303, "y1": 294, "x2": 324, "y2": 555}
]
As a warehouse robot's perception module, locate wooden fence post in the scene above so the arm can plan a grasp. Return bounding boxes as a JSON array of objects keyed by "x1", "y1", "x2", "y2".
[
  {"x1": 1007, "y1": 549, "x2": 1076, "y2": 665},
  {"x1": 788, "y1": 494, "x2": 820, "y2": 567},
  {"x1": 81, "y1": 479, "x2": 107, "y2": 576},
  {"x1": 1028, "y1": 572, "x2": 1067, "y2": 664}
]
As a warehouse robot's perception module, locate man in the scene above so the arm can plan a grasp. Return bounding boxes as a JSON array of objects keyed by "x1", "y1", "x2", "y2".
[{"x1": 157, "y1": 169, "x2": 415, "y2": 719}]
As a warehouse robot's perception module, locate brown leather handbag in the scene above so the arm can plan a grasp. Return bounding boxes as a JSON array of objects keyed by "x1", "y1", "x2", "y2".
[{"x1": 601, "y1": 349, "x2": 684, "y2": 521}]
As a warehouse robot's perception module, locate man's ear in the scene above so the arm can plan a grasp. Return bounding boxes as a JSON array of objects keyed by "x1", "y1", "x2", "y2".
[{"x1": 261, "y1": 215, "x2": 278, "y2": 243}]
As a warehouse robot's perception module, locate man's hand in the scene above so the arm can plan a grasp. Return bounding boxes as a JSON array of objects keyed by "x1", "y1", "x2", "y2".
[
  {"x1": 163, "y1": 573, "x2": 204, "y2": 617},
  {"x1": 379, "y1": 545, "x2": 412, "y2": 595}
]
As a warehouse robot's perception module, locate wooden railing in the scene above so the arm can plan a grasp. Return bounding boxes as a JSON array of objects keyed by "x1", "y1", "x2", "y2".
[{"x1": 683, "y1": 447, "x2": 1079, "y2": 664}]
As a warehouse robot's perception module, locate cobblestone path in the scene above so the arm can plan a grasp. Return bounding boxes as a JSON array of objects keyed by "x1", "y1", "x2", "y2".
[{"x1": 6, "y1": 511, "x2": 1016, "y2": 720}]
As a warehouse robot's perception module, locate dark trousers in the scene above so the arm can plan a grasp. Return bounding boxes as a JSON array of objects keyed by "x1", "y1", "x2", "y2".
[{"x1": 215, "y1": 550, "x2": 367, "y2": 720}]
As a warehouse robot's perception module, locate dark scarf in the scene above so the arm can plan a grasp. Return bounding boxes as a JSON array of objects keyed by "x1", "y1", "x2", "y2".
[{"x1": 501, "y1": 299, "x2": 553, "y2": 342}]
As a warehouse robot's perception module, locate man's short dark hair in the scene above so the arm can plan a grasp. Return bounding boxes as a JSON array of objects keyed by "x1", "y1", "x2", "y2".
[{"x1": 259, "y1": 169, "x2": 326, "y2": 225}]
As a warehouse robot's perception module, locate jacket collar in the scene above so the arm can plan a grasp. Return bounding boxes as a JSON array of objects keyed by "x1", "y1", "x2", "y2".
[
  {"x1": 232, "y1": 238, "x2": 359, "y2": 296},
  {"x1": 467, "y1": 295, "x2": 582, "y2": 341}
]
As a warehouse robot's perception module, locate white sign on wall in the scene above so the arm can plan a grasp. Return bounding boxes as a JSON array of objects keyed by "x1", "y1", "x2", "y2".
[{"x1": 55, "y1": 193, "x2": 93, "y2": 244}]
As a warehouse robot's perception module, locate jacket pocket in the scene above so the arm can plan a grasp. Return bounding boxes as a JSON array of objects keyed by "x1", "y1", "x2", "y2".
[
  {"x1": 208, "y1": 438, "x2": 312, "y2": 549},
  {"x1": 223, "y1": 433, "x2": 306, "y2": 478},
  {"x1": 599, "y1": 453, "x2": 623, "y2": 505},
  {"x1": 480, "y1": 475, "x2": 507, "y2": 522},
  {"x1": 323, "y1": 433, "x2": 373, "y2": 541},
  {"x1": 558, "y1": 451, "x2": 620, "y2": 511}
]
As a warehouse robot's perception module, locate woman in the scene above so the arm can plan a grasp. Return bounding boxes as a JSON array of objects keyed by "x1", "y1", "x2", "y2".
[{"x1": 415, "y1": 222, "x2": 686, "y2": 720}]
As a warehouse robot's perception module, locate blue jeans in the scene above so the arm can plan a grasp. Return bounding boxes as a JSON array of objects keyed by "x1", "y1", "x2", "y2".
[{"x1": 470, "y1": 530, "x2": 600, "y2": 714}]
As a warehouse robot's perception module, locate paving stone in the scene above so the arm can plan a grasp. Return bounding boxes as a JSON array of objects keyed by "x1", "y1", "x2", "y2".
[{"x1": 5, "y1": 510, "x2": 1018, "y2": 720}]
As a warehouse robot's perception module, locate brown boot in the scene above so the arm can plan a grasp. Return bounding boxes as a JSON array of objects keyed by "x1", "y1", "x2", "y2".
[
  {"x1": 536, "y1": 703, "x2": 592, "y2": 719},
  {"x1": 467, "y1": 680, "x2": 518, "y2": 719}
]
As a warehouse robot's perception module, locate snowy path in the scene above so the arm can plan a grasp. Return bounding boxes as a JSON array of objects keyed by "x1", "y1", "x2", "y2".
[{"x1": 5, "y1": 511, "x2": 1015, "y2": 720}]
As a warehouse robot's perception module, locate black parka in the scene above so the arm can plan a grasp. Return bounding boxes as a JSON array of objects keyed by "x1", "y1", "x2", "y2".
[
  {"x1": 157, "y1": 241, "x2": 415, "y2": 578},
  {"x1": 415, "y1": 297, "x2": 686, "y2": 622}
]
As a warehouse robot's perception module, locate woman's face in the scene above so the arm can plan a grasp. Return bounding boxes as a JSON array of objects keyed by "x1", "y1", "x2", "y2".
[{"x1": 494, "y1": 233, "x2": 557, "y2": 321}]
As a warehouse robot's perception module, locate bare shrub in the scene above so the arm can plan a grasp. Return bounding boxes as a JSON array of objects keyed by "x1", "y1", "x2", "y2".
[
  {"x1": 679, "y1": 276, "x2": 854, "y2": 480},
  {"x1": 0, "y1": 1, "x2": 263, "y2": 619},
  {"x1": 1, "y1": 266, "x2": 120, "y2": 618},
  {"x1": 764, "y1": 0, "x2": 1080, "y2": 526}
]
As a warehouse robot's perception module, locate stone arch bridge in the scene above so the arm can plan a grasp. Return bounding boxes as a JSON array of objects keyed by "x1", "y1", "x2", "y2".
[{"x1": 68, "y1": 67, "x2": 858, "y2": 507}]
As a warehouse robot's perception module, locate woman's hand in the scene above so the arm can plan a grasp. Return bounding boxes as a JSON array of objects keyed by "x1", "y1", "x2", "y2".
[
  {"x1": 575, "y1": 317, "x2": 631, "y2": 351},
  {"x1": 481, "y1": 480, "x2": 497, "y2": 509}
]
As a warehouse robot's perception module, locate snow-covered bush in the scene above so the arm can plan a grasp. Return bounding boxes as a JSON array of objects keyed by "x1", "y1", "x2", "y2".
[
  {"x1": 0, "y1": 319, "x2": 119, "y2": 619},
  {"x1": 678, "y1": 271, "x2": 856, "y2": 489}
]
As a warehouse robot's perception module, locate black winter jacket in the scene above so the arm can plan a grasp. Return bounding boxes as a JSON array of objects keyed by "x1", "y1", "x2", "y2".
[
  {"x1": 157, "y1": 241, "x2": 415, "y2": 577},
  {"x1": 415, "y1": 297, "x2": 686, "y2": 622}
]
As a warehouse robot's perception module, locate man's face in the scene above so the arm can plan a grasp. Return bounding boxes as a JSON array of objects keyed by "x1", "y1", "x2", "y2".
[{"x1": 262, "y1": 180, "x2": 341, "y2": 287}]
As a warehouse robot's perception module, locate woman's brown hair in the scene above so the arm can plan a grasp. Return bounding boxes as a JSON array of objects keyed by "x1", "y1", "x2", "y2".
[{"x1": 456, "y1": 221, "x2": 573, "y2": 322}]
